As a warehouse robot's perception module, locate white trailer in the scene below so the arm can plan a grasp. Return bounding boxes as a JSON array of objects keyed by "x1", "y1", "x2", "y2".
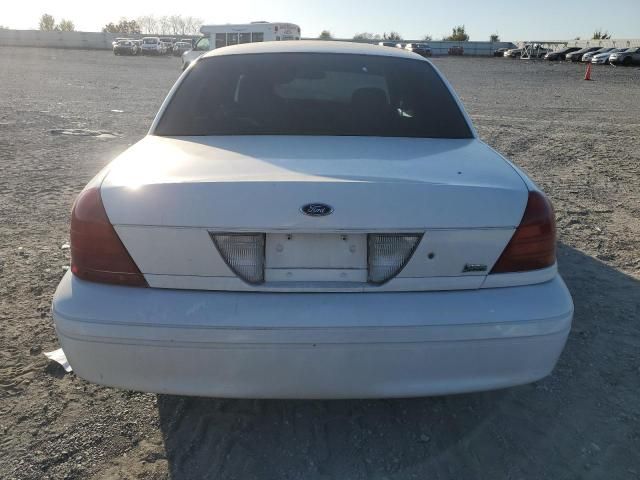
[{"x1": 182, "y1": 22, "x2": 301, "y2": 69}]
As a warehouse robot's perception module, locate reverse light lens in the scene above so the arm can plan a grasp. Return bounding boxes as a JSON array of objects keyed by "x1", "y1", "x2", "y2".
[
  {"x1": 490, "y1": 191, "x2": 556, "y2": 274},
  {"x1": 211, "y1": 233, "x2": 265, "y2": 284},
  {"x1": 368, "y1": 234, "x2": 422, "y2": 284},
  {"x1": 70, "y1": 187, "x2": 147, "y2": 287}
]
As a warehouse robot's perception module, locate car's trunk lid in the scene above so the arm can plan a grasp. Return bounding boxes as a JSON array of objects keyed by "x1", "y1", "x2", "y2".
[
  {"x1": 101, "y1": 135, "x2": 528, "y2": 291},
  {"x1": 102, "y1": 135, "x2": 526, "y2": 229}
]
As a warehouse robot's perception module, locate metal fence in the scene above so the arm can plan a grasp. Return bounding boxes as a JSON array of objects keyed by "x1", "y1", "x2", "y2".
[
  {"x1": 329, "y1": 39, "x2": 516, "y2": 56},
  {"x1": 565, "y1": 38, "x2": 640, "y2": 49}
]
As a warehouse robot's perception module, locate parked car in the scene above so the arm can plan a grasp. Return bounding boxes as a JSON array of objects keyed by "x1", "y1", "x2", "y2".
[
  {"x1": 52, "y1": 41, "x2": 573, "y2": 399},
  {"x1": 182, "y1": 36, "x2": 210, "y2": 70},
  {"x1": 493, "y1": 47, "x2": 509, "y2": 57},
  {"x1": 112, "y1": 40, "x2": 138, "y2": 56},
  {"x1": 544, "y1": 46, "x2": 581, "y2": 61},
  {"x1": 111, "y1": 37, "x2": 128, "y2": 47},
  {"x1": 405, "y1": 43, "x2": 432, "y2": 57},
  {"x1": 609, "y1": 47, "x2": 640, "y2": 66},
  {"x1": 140, "y1": 37, "x2": 164, "y2": 55},
  {"x1": 172, "y1": 41, "x2": 192, "y2": 56},
  {"x1": 160, "y1": 37, "x2": 176, "y2": 54},
  {"x1": 581, "y1": 47, "x2": 615, "y2": 62},
  {"x1": 395, "y1": 43, "x2": 406, "y2": 49},
  {"x1": 378, "y1": 41, "x2": 396, "y2": 47},
  {"x1": 591, "y1": 48, "x2": 627, "y2": 64},
  {"x1": 448, "y1": 46, "x2": 464, "y2": 56},
  {"x1": 565, "y1": 47, "x2": 601, "y2": 62},
  {"x1": 503, "y1": 47, "x2": 523, "y2": 58}
]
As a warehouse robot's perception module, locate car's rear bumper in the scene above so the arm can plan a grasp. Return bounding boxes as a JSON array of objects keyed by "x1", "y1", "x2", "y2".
[{"x1": 52, "y1": 272, "x2": 573, "y2": 399}]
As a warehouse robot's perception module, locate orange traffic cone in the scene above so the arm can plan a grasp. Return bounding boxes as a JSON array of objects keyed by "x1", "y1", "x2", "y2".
[{"x1": 584, "y1": 63, "x2": 592, "y2": 81}]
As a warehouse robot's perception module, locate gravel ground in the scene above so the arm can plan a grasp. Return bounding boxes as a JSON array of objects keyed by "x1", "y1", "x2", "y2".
[{"x1": 0, "y1": 47, "x2": 639, "y2": 480}]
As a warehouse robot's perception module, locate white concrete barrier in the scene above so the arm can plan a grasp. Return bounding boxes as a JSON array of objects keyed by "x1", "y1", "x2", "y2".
[
  {"x1": 0, "y1": 30, "x2": 516, "y2": 55},
  {"x1": 0, "y1": 29, "x2": 121, "y2": 49}
]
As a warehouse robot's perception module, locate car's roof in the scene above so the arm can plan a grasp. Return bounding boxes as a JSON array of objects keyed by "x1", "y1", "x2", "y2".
[{"x1": 202, "y1": 40, "x2": 423, "y2": 60}]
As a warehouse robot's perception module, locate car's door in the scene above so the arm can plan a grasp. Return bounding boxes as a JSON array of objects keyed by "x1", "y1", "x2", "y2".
[{"x1": 183, "y1": 36, "x2": 210, "y2": 66}]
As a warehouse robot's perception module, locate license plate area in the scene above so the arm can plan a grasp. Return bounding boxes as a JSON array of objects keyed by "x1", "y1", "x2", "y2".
[{"x1": 265, "y1": 233, "x2": 367, "y2": 282}]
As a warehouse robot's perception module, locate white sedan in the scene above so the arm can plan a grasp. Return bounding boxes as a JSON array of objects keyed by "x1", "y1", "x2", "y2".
[
  {"x1": 591, "y1": 48, "x2": 627, "y2": 64},
  {"x1": 52, "y1": 41, "x2": 573, "y2": 399},
  {"x1": 582, "y1": 47, "x2": 615, "y2": 63}
]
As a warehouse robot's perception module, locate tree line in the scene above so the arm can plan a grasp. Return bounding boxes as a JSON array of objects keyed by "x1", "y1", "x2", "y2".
[
  {"x1": 592, "y1": 30, "x2": 612, "y2": 39},
  {"x1": 38, "y1": 14, "x2": 75, "y2": 32},
  {"x1": 37, "y1": 14, "x2": 202, "y2": 35},
  {"x1": 102, "y1": 15, "x2": 203, "y2": 35},
  {"x1": 132, "y1": 15, "x2": 203, "y2": 35}
]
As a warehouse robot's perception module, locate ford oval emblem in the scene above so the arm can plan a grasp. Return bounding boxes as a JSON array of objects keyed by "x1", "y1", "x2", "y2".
[{"x1": 301, "y1": 203, "x2": 333, "y2": 217}]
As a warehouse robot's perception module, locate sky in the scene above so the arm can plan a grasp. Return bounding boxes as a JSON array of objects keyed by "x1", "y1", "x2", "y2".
[{"x1": 3, "y1": 0, "x2": 639, "y2": 41}]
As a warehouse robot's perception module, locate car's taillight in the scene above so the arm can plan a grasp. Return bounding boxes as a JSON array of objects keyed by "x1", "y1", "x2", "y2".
[
  {"x1": 70, "y1": 187, "x2": 147, "y2": 287},
  {"x1": 211, "y1": 233, "x2": 266, "y2": 284},
  {"x1": 367, "y1": 233, "x2": 423, "y2": 284},
  {"x1": 490, "y1": 191, "x2": 556, "y2": 274}
]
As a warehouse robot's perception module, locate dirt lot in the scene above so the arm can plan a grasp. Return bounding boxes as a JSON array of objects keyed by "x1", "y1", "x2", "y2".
[{"x1": 0, "y1": 47, "x2": 639, "y2": 479}]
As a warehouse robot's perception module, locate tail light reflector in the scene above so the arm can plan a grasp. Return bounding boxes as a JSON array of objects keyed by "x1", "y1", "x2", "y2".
[
  {"x1": 70, "y1": 187, "x2": 147, "y2": 287},
  {"x1": 368, "y1": 234, "x2": 422, "y2": 284},
  {"x1": 491, "y1": 191, "x2": 556, "y2": 274},
  {"x1": 211, "y1": 233, "x2": 265, "y2": 284}
]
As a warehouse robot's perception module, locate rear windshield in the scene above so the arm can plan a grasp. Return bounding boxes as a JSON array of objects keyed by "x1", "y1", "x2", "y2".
[
  {"x1": 154, "y1": 53, "x2": 473, "y2": 138},
  {"x1": 143, "y1": 38, "x2": 157, "y2": 44}
]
